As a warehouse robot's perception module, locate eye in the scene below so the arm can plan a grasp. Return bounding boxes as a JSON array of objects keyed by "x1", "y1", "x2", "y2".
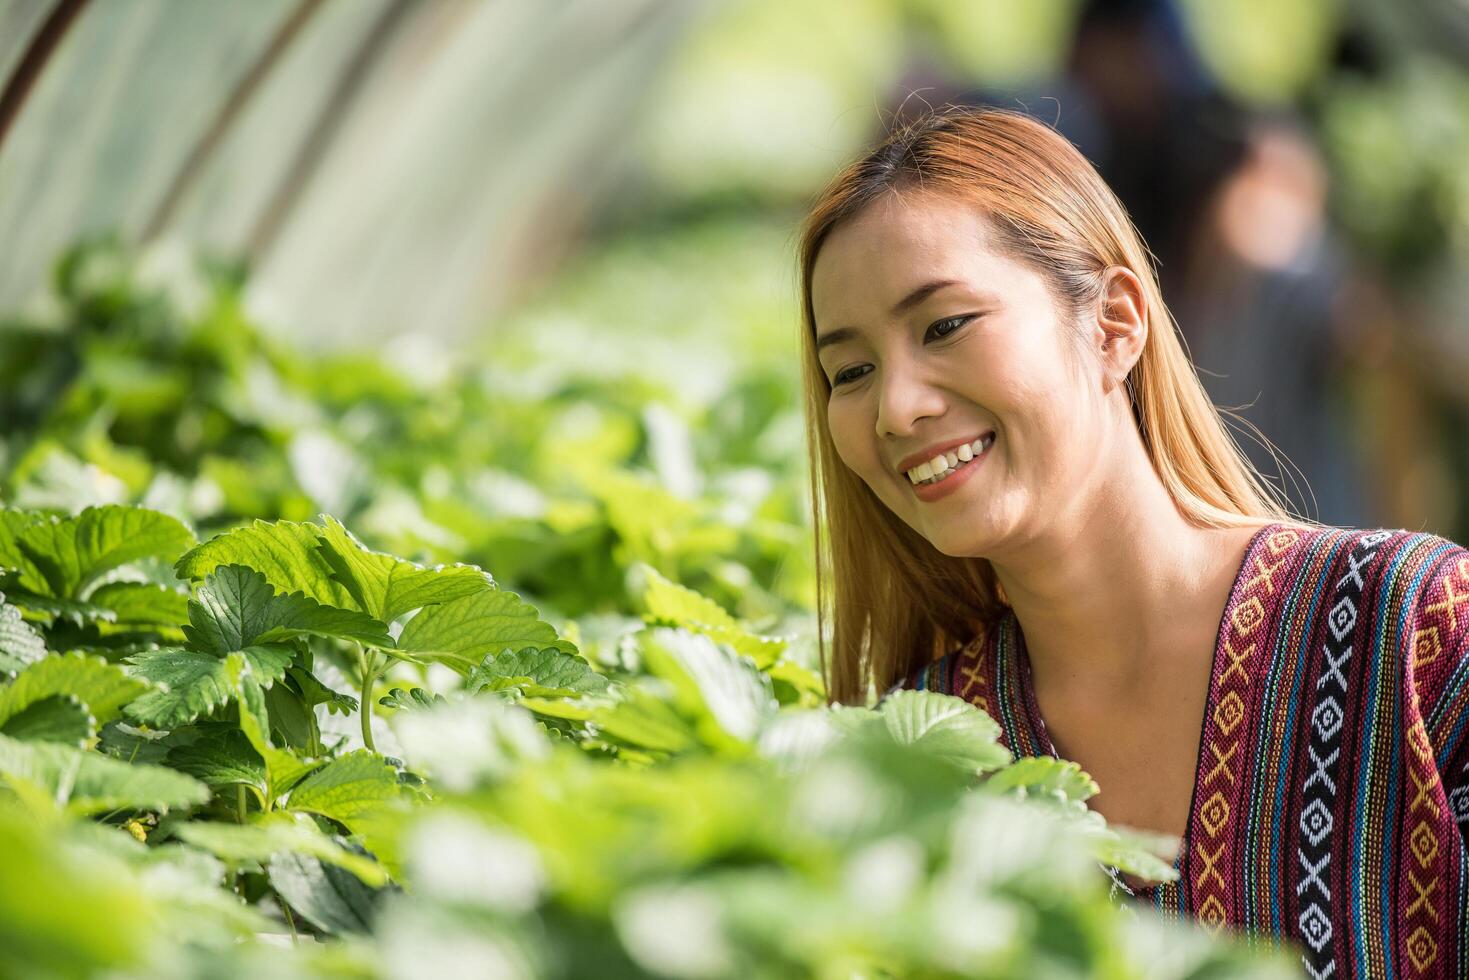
[
  {"x1": 926, "y1": 314, "x2": 974, "y2": 342},
  {"x1": 832, "y1": 364, "x2": 872, "y2": 387}
]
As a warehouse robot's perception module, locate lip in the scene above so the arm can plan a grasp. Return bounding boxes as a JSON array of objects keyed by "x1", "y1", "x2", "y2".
[
  {"x1": 895, "y1": 431, "x2": 995, "y2": 477},
  {"x1": 910, "y1": 434, "x2": 994, "y2": 503}
]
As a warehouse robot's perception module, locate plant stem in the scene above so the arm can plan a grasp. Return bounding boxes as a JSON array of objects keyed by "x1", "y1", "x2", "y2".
[
  {"x1": 278, "y1": 894, "x2": 299, "y2": 944},
  {"x1": 236, "y1": 784, "x2": 247, "y2": 824},
  {"x1": 359, "y1": 646, "x2": 381, "y2": 753}
]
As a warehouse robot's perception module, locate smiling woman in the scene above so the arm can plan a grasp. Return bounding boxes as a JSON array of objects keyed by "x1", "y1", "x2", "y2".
[
  {"x1": 795, "y1": 105, "x2": 1469, "y2": 974},
  {"x1": 797, "y1": 105, "x2": 1298, "y2": 709}
]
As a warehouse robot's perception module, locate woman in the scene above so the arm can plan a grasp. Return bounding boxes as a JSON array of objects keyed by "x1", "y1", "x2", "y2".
[{"x1": 797, "y1": 105, "x2": 1469, "y2": 978}]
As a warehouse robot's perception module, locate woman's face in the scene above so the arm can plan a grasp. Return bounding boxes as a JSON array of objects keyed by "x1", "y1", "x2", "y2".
[{"x1": 811, "y1": 192, "x2": 1117, "y2": 558}]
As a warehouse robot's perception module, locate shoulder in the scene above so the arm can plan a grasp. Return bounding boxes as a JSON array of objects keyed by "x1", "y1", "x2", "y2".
[
  {"x1": 1256, "y1": 522, "x2": 1460, "y2": 607},
  {"x1": 1383, "y1": 528, "x2": 1469, "y2": 732},
  {"x1": 1291, "y1": 524, "x2": 1469, "y2": 728}
]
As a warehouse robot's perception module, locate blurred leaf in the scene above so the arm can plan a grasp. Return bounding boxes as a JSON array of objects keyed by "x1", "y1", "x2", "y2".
[
  {"x1": 0, "y1": 652, "x2": 148, "y2": 729},
  {"x1": 878, "y1": 690, "x2": 1012, "y2": 775},
  {"x1": 589, "y1": 686, "x2": 699, "y2": 755},
  {"x1": 0, "y1": 694, "x2": 95, "y2": 745},
  {"x1": 985, "y1": 755, "x2": 1098, "y2": 805},
  {"x1": 0, "y1": 731, "x2": 208, "y2": 816},
  {"x1": 0, "y1": 505, "x2": 195, "y2": 599},
  {"x1": 176, "y1": 811, "x2": 387, "y2": 886},
  {"x1": 639, "y1": 626, "x2": 776, "y2": 747},
  {"x1": 0, "y1": 804, "x2": 152, "y2": 975},
  {"x1": 635, "y1": 562, "x2": 785, "y2": 667},
  {"x1": 268, "y1": 849, "x2": 383, "y2": 935}
]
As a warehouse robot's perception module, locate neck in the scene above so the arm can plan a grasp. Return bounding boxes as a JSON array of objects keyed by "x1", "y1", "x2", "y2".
[{"x1": 988, "y1": 421, "x2": 1268, "y2": 705}]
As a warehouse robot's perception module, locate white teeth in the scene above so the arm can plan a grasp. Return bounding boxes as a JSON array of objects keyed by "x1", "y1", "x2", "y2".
[{"x1": 906, "y1": 433, "x2": 995, "y2": 485}]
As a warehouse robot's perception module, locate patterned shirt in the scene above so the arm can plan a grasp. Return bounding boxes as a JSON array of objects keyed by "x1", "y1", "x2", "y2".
[{"x1": 887, "y1": 522, "x2": 1469, "y2": 978}]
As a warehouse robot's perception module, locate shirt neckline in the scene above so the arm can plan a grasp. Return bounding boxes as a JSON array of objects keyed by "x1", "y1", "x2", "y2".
[{"x1": 1007, "y1": 520, "x2": 1283, "y2": 897}]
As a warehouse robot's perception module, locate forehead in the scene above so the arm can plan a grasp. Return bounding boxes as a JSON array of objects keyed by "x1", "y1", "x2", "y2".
[{"x1": 811, "y1": 193, "x2": 1007, "y2": 330}]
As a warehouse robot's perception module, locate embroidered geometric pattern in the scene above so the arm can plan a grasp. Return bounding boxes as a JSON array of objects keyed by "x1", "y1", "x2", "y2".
[
  {"x1": 886, "y1": 523, "x2": 1469, "y2": 978},
  {"x1": 1294, "y1": 529, "x2": 1390, "y2": 978}
]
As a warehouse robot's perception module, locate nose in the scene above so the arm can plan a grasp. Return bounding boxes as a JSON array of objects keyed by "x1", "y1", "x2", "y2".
[{"x1": 874, "y1": 359, "x2": 947, "y2": 440}]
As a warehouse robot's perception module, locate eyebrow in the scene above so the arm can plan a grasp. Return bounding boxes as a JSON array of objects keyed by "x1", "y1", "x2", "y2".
[{"x1": 815, "y1": 278, "x2": 965, "y2": 353}]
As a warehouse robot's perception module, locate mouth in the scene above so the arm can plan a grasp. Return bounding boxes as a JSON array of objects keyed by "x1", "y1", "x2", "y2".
[{"x1": 904, "y1": 432, "x2": 995, "y2": 486}]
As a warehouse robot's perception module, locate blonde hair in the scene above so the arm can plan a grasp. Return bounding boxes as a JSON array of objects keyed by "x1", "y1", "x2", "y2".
[{"x1": 796, "y1": 105, "x2": 1315, "y2": 707}]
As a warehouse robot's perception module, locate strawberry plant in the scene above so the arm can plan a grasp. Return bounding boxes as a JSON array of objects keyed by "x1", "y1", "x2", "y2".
[{"x1": 0, "y1": 500, "x2": 1298, "y2": 978}]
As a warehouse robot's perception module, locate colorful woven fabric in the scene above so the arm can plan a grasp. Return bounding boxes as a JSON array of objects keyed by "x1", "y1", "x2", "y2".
[{"x1": 887, "y1": 522, "x2": 1469, "y2": 977}]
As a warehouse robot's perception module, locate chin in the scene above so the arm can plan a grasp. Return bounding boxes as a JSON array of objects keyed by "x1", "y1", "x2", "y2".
[{"x1": 926, "y1": 532, "x2": 980, "y2": 559}]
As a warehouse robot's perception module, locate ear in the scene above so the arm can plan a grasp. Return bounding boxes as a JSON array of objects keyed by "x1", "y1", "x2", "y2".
[{"x1": 1089, "y1": 266, "x2": 1147, "y2": 396}]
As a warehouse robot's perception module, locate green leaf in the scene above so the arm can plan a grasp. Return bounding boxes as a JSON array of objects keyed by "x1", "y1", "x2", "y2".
[
  {"x1": 588, "y1": 687, "x2": 699, "y2": 754},
  {"x1": 95, "y1": 720, "x2": 173, "y2": 765},
  {"x1": 86, "y1": 581, "x2": 191, "y2": 633},
  {"x1": 984, "y1": 755, "x2": 1099, "y2": 804},
  {"x1": 265, "y1": 678, "x2": 319, "y2": 752},
  {"x1": 165, "y1": 729, "x2": 267, "y2": 802},
  {"x1": 878, "y1": 690, "x2": 1012, "y2": 775},
  {"x1": 286, "y1": 750, "x2": 401, "y2": 833},
  {"x1": 0, "y1": 652, "x2": 149, "y2": 730},
  {"x1": 378, "y1": 687, "x2": 444, "y2": 712},
  {"x1": 0, "y1": 731, "x2": 209, "y2": 816},
  {"x1": 0, "y1": 803, "x2": 153, "y2": 976},
  {"x1": 176, "y1": 519, "x2": 358, "y2": 610},
  {"x1": 124, "y1": 646, "x2": 293, "y2": 729},
  {"x1": 175, "y1": 811, "x2": 388, "y2": 886},
  {"x1": 0, "y1": 694, "x2": 95, "y2": 744},
  {"x1": 226, "y1": 652, "x2": 321, "y2": 800},
  {"x1": 0, "y1": 592, "x2": 115, "y2": 628},
  {"x1": 316, "y1": 516, "x2": 492, "y2": 622},
  {"x1": 396, "y1": 589, "x2": 564, "y2": 674},
  {"x1": 1, "y1": 505, "x2": 195, "y2": 600},
  {"x1": 186, "y1": 564, "x2": 392, "y2": 653},
  {"x1": 176, "y1": 518, "x2": 491, "y2": 625},
  {"x1": 1089, "y1": 824, "x2": 1183, "y2": 884},
  {"x1": 0, "y1": 510, "x2": 50, "y2": 596},
  {"x1": 638, "y1": 626, "x2": 776, "y2": 746},
  {"x1": 634, "y1": 562, "x2": 786, "y2": 667},
  {"x1": 268, "y1": 850, "x2": 382, "y2": 935},
  {"x1": 765, "y1": 659, "x2": 826, "y2": 704},
  {"x1": 518, "y1": 696, "x2": 598, "y2": 721},
  {"x1": 289, "y1": 666, "x2": 358, "y2": 717},
  {"x1": 636, "y1": 561, "x2": 740, "y2": 631},
  {"x1": 0, "y1": 593, "x2": 47, "y2": 676},
  {"x1": 466, "y1": 646, "x2": 611, "y2": 698}
]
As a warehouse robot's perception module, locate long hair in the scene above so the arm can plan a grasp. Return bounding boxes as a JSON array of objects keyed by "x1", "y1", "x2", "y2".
[{"x1": 796, "y1": 105, "x2": 1315, "y2": 706}]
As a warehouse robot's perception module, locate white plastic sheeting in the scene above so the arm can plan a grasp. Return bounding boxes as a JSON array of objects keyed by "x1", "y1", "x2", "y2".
[{"x1": 0, "y1": 0, "x2": 704, "y2": 346}]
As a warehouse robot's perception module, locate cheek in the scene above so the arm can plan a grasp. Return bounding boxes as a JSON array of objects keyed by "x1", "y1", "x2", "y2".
[
  {"x1": 825, "y1": 399, "x2": 863, "y2": 469},
  {"x1": 826, "y1": 398, "x2": 884, "y2": 481}
]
